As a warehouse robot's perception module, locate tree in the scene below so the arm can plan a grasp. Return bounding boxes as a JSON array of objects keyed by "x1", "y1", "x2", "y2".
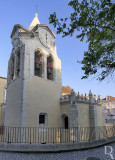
[{"x1": 49, "y1": 0, "x2": 115, "y2": 81}]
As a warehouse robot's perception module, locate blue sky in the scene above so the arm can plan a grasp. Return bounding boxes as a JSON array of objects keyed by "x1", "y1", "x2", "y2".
[{"x1": 0, "y1": 0, "x2": 114, "y2": 98}]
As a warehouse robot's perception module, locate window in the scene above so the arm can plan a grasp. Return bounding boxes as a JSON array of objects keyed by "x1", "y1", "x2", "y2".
[
  {"x1": 106, "y1": 103, "x2": 109, "y2": 109},
  {"x1": 34, "y1": 51, "x2": 42, "y2": 77},
  {"x1": 61, "y1": 114, "x2": 69, "y2": 129},
  {"x1": 11, "y1": 56, "x2": 15, "y2": 80},
  {"x1": 39, "y1": 115, "x2": 45, "y2": 124},
  {"x1": 9, "y1": 55, "x2": 15, "y2": 81},
  {"x1": 64, "y1": 116, "x2": 68, "y2": 129},
  {"x1": 39, "y1": 113, "x2": 48, "y2": 127},
  {"x1": 47, "y1": 56, "x2": 53, "y2": 80},
  {"x1": 17, "y1": 51, "x2": 20, "y2": 77}
]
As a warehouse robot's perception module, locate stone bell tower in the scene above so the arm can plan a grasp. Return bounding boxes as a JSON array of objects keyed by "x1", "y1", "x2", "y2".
[{"x1": 5, "y1": 13, "x2": 62, "y2": 127}]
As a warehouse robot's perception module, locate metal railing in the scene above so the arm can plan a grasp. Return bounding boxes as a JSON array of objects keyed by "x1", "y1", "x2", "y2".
[{"x1": 0, "y1": 126, "x2": 114, "y2": 144}]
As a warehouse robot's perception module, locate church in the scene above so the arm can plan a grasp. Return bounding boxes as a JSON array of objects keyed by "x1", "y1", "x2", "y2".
[{"x1": 5, "y1": 13, "x2": 105, "y2": 138}]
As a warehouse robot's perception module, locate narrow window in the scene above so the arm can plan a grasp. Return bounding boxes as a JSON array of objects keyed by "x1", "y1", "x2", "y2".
[
  {"x1": 47, "y1": 56, "x2": 53, "y2": 80},
  {"x1": 34, "y1": 51, "x2": 42, "y2": 77},
  {"x1": 64, "y1": 116, "x2": 68, "y2": 129},
  {"x1": 11, "y1": 56, "x2": 14, "y2": 80},
  {"x1": 39, "y1": 115, "x2": 45, "y2": 124},
  {"x1": 62, "y1": 114, "x2": 69, "y2": 129},
  {"x1": 17, "y1": 52, "x2": 20, "y2": 77}
]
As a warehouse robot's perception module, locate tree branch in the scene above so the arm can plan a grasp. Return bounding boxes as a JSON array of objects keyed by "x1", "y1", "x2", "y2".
[{"x1": 81, "y1": 23, "x2": 115, "y2": 31}]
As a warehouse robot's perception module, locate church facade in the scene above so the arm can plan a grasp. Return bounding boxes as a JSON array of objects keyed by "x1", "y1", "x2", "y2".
[{"x1": 5, "y1": 14, "x2": 105, "y2": 138}]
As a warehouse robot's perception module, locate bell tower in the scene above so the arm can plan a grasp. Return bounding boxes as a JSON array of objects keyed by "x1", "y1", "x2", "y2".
[{"x1": 5, "y1": 14, "x2": 62, "y2": 127}]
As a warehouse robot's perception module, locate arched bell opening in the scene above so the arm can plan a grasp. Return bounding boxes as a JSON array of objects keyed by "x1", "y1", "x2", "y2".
[
  {"x1": 34, "y1": 50, "x2": 43, "y2": 77},
  {"x1": 10, "y1": 55, "x2": 15, "y2": 80},
  {"x1": 16, "y1": 50, "x2": 20, "y2": 77},
  {"x1": 47, "y1": 55, "x2": 53, "y2": 80}
]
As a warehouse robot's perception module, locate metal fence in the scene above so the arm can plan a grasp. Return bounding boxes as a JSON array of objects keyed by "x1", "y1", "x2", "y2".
[{"x1": 0, "y1": 126, "x2": 114, "y2": 144}]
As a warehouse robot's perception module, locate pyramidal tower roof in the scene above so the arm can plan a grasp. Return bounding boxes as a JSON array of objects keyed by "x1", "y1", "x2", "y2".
[{"x1": 29, "y1": 13, "x2": 40, "y2": 30}]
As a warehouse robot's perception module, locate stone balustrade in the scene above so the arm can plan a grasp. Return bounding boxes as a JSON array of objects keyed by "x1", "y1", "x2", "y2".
[{"x1": 60, "y1": 90, "x2": 101, "y2": 105}]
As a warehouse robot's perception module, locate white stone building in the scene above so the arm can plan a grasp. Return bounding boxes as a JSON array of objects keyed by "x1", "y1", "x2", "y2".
[{"x1": 4, "y1": 14, "x2": 105, "y2": 139}]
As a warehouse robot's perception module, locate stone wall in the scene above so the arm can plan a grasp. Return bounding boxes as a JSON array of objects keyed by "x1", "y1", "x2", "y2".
[
  {"x1": 22, "y1": 77, "x2": 61, "y2": 127},
  {"x1": 5, "y1": 78, "x2": 22, "y2": 126}
]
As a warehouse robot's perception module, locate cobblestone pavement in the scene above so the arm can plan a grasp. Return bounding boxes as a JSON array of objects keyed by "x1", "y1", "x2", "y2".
[{"x1": 0, "y1": 143, "x2": 115, "y2": 160}]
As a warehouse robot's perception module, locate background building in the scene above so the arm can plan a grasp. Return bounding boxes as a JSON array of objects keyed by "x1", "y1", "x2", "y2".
[
  {"x1": 102, "y1": 96, "x2": 115, "y2": 124},
  {"x1": 0, "y1": 77, "x2": 7, "y2": 127},
  {"x1": 62, "y1": 86, "x2": 72, "y2": 96}
]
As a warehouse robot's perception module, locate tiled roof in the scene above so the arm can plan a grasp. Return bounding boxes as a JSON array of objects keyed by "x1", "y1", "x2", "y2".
[
  {"x1": 62, "y1": 86, "x2": 71, "y2": 94},
  {"x1": 109, "y1": 96, "x2": 115, "y2": 100},
  {"x1": 102, "y1": 96, "x2": 115, "y2": 100},
  {"x1": 0, "y1": 77, "x2": 7, "y2": 80}
]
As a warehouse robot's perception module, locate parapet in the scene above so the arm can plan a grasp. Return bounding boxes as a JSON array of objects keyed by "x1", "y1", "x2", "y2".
[{"x1": 60, "y1": 90, "x2": 101, "y2": 105}]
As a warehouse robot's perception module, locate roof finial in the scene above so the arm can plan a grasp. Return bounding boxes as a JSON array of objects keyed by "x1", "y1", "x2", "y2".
[
  {"x1": 35, "y1": 13, "x2": 38, "y2": 17},
  {"x1": 35, "y1": 4, "x2": 38, "y2": 15},
  {"x1": 29, "y1": 12, "x2": 40, "y2": 30}
]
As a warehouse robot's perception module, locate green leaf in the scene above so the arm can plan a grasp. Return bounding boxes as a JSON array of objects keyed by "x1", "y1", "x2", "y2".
[{"x1": 49, "y1": 0, "x2": 115, "y2": 81}]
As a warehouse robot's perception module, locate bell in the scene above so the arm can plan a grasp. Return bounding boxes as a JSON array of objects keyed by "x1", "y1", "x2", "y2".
[
  {"x1": 35, "y1": 63, "x2": 40, "y2": 69},
  {"x1": 48, "y1": 68, "x2": 52, "y2": 74}
]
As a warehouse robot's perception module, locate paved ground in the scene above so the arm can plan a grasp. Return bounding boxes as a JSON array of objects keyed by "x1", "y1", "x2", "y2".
[{"x1": 0, "y1": 143, "x2": 115, "y2": 160}]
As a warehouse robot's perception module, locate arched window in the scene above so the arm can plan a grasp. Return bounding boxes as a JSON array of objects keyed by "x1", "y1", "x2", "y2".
[
  {"x1": 34, "y1": 51, "x2": 42, "y2": 77},
  {"x1": 47, "y1": 56, "x2": 53, "y2": 80},
  {"x1": 61, "y1": 114, "x2": 69, "y2": 129}
]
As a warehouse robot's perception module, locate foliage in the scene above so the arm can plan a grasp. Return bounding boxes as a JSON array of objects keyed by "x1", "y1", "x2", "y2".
[{"x1": 49, "y1": 0, "x2": 115, "y2": 80}]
